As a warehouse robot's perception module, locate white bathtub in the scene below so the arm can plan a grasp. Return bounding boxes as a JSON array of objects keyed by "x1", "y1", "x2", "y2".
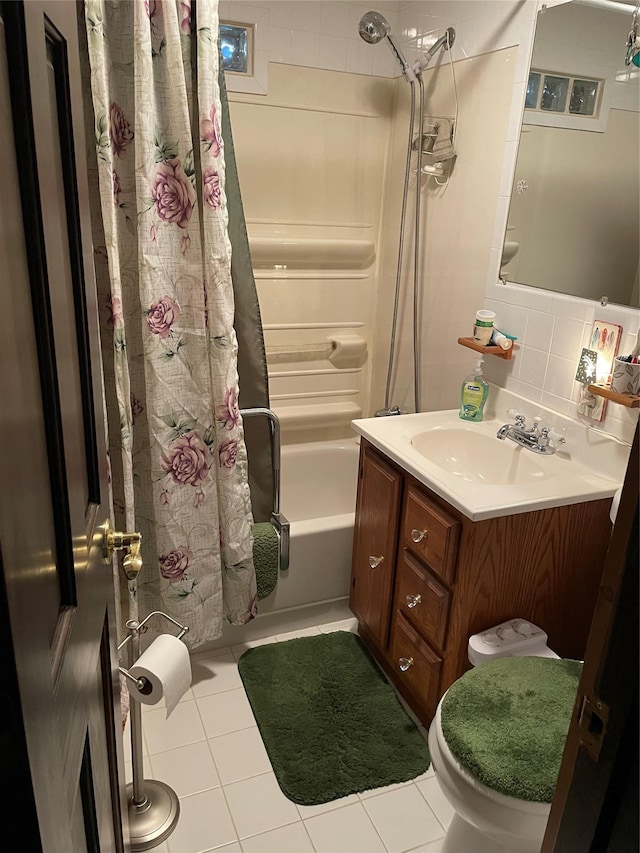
[{"x1": 260, "y1": 438, "x2": 359, "y2": 613}]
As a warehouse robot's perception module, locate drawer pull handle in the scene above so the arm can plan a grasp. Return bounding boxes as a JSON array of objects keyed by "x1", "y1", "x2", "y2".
[
  {"x1": 369, "y1": 555, "x2": 384, "y2": 569},
  {"x1": 399, "y1": 656, "x2": 414, "y2": 672},
  {"x1": 411, "y1": 528, "x2": 428, "y2": 543},
  {"x1": 406, "y1": 593, "x2": 422, "y2": 609}
]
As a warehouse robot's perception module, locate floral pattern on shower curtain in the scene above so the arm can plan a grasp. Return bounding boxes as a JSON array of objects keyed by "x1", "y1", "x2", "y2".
[{"x1": 85, "y1": 0, "x2": 257, "y2": 647}]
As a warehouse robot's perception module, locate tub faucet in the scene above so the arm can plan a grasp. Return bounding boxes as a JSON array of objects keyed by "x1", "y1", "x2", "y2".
[{"x1": 496, "y1": 413, "x2": 566, "y2": 455}]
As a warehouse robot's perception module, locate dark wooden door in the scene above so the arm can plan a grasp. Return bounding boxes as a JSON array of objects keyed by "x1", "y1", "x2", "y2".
[{"x1": 0, "y1": 2, "x2": 127, "y2": 850}]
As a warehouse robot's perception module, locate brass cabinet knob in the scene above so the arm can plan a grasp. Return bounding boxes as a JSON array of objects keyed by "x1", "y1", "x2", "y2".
[
  {"x1": 102, "y1": 520, "x2": 143, "y2": 579},
  {"x1": 406, "y1": 593, "x2": 422, "y2": 609},
  {"x1": 411, "y1": 528, "x2": 427, "y2": 543},
  {"x1": 369, "y1": 555, "x2": 384, "y2": 569},
  {"x1": 399, "y1": 656, "x2": 414, "y2": 672}
]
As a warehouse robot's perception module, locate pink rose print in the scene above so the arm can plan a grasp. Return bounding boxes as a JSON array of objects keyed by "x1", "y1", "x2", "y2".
[
  {"x1": 193, "y1": 488, "x2": 205, "y2": 508},
  {"x1": 203, "y1": 168, "x2": 221, "y2": 210},
  {"x1": 107, "y1": 294, "x2": 123, "y2": 328},
  {"x1": 180, "y1": 233, "x2": 191, "y2": 255},
  {"x1": 159, "y1": 546, "x2": 192, "y2": 582},
  {"x1": 180, "y1": 0, "x2": 191, "y2": 34},
  {"x1": 200, "y1": 105, "x2": 222, "y2": 156},
  {"x1": 162, "y1": 432, "x2": 209, "y2": 487},
  {"x1": 145, "y1": 0, "x2": 161, "y2": 21},
  {"x1": 147, "y1": 295, "x2": 180, "y2": 338},
  {"x1": 219, "y1": 437, "x2": 238, "y2": 469},
  {"x1": 160, "y1": 489, "x2": 170, "y2": 506},
  {"x1": 109, "y1": 102, "x2": 134, "y2": 157},
  {"x1": 112, "y1": 169, "x2": 121, "y2": 203},
  {"x1": 216, "y1": 388, "x2": 240, "y2": 431},
  {"x1": 151, "y1": 159, "x2": 196, "y2": 229},
  {"x1": 130, "y1": 394, "x2": 144, "y2": 423}
]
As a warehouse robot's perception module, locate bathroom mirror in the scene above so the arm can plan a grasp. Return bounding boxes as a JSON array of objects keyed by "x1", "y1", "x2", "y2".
[{"x1": 502, "y1": 0, "x2": 639, "y2": 307}]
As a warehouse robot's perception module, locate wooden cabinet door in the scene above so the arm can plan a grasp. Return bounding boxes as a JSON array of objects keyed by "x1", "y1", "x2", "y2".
[
  {"x1": 0, "y1": 3, "x2": 126, "y2": 850},
  {"x1": 350, "y1": 444, "x2": 402, "y2": 649}
]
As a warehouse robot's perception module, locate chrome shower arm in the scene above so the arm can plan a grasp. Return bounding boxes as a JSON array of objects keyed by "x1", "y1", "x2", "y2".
[{"x1": 413, "y1": 27, "x2": 455, "y2": 75}]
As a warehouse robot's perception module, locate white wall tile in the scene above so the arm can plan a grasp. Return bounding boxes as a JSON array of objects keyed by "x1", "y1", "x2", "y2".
[
  {"x1": 518, "y1": 346, "x2": 549, "y2": 388},
  {"x1": 319, "y1": 34, "x2": 349, "y2": 72},
  {"x1": 525, "y1": 309, "x2": 555, "y2": 351},
  {"x1": 550, "y1": 317, "x2": 587, "y2": 360},
  {"x1": 544, "y1": 354, "x2": 577, "y2": 400}
]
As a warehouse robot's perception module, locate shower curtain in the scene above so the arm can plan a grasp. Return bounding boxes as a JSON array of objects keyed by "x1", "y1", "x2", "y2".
[{"x1": 84, "y1": 0, "x2": 257, "y2": 647}]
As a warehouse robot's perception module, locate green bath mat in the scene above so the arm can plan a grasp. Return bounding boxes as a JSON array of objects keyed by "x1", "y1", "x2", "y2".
[
  {"x1": 252, "y1": 522, "x2": 279, "y2": 600},
  {"x1": 238, "y1": 631, "x2": 430, "y2": 805}
]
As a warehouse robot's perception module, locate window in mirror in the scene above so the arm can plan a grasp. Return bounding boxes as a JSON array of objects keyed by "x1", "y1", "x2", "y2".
[
  {"x1": 220, "y1": 22, "x2": 253, "y2": 75},
  {"x1": 527, "y1": 70, "x2": 601, "y2": 118},
  {"x1": 526, "y1": 72, "x2": 540, "y2": 108}
]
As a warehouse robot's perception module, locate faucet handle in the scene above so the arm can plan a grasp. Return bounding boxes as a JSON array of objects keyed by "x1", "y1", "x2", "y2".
[
  {"x1": 507, "y1": 409, "x2": 526, "y2": 427},
  {"x1": 540, "y1": 427, "x2": 566, "y2": 447}
]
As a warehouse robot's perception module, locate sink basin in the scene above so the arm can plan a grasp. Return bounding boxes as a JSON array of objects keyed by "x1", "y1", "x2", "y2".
[{"x1": 411, "y1": 427, "x2": 551, "y2": 485}]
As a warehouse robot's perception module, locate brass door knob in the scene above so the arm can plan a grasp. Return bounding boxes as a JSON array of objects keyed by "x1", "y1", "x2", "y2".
[{"x1": 103, "y1": 520, "x2": 143, "y2": 579}]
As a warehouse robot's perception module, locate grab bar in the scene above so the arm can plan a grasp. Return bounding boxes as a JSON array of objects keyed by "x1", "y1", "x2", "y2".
[{"x1": 240, "y1": 407, "x2": 290, "y2": 571}]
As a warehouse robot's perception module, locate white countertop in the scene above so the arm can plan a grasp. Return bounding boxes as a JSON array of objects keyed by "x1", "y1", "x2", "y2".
[{"x1": 351, "y1": 387, "x2": 629, "y2": 522}]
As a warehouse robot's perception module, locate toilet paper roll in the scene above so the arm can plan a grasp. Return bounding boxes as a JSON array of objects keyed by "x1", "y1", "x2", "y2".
[{"x1": 130, "y1": 634, "x2": 192, "y2": 718}]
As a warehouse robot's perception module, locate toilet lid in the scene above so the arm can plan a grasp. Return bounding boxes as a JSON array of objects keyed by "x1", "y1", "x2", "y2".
[{"x1": 440, "y1": 656, "x2": 582, "y2": 803}]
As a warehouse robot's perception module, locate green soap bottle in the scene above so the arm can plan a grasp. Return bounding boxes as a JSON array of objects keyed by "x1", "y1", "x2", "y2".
[{"x1": 459, "y1": 357, "x2": 489, "y2": 422}]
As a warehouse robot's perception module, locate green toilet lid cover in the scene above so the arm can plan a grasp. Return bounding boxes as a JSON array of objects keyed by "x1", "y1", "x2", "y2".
[{"x1": 440, "y1": 656, "x2": 582, "y2": 803}]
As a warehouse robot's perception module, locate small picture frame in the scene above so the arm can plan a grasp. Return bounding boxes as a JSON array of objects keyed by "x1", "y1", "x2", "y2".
[{"x1": 582, "y1": 320, "x2": 623, "y2": 421}]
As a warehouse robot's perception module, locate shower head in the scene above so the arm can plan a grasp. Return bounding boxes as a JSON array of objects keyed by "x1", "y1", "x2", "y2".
[
  {"x1": 358, "y1": 10, "x2": 417, "y2": 82},
  {"x1": 358, "y1": 10, "x2": 391, "y2": 44}
]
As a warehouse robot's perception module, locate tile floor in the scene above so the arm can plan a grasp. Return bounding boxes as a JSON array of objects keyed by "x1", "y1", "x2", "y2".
[{"x1": 124, "y1": 617, "x2": 455, "y2": 853}]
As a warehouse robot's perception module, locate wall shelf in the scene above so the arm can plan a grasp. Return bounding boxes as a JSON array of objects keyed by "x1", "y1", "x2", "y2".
[
  {"x1": 587, "y1": 384, "x2": 640, "y2": 409},
  {"x1": 458, "y1": 337, "x2": 513, "y2": 360}
]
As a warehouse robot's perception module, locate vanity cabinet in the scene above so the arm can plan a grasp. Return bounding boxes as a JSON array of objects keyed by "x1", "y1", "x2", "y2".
[{"x1": 349, "y1": 439, "x2": 612, "y2": 727}]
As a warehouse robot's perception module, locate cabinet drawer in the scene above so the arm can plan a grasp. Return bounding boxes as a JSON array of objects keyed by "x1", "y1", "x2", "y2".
[
  {"x1": 389, "y1": 613, "x2": 442, "y2": 718},
  {"x1": 402, "y1": 487, "x2": 460, "y2": 585},
  {"x1": 395, "y1": 550, "x2": 450, "y2": 650}
]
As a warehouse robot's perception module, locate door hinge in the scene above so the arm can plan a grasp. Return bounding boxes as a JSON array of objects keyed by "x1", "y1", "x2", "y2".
[{"x1": 577, "y1": 693, "x2": 610, "y2": 761}]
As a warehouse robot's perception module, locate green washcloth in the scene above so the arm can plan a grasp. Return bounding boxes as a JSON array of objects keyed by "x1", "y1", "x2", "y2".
[
  {"x1": 252, "y1": 522, "x2": 279, "y2": 600},
  {"x1": 441, "y1": 656, "x2": 582, "y2": 802}
]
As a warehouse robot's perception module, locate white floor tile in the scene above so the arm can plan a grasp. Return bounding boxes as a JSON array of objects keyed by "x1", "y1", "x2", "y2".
[
  {"x1": 303, "y1": 802, "x2": 386, "y2": 853},
  {"x1": 296, "y1": 793, "x2": 361, "y2": 819},
  {"x1": 196, "y1": 688, "x2": 257, "y2": 738},
  {"x1": 167, "y1": 788, "x2": 237, "y2": 853},
  {"x1": 191, "y1": 653, "x2": 244, "y2": 698},
  {"x1": 149, "y1": 741, "x2": 221, "y2": 798},
  {"x1": 231, "y1": 636, "x2": 279, "y2": 661},
  {"x1": 123, "y1": 755, "x2": 152, "y2": 785},
  {"x1": 144, "y1": 700, "x2": 206, "y2": 755},
  {"x1": 123, "y1": 714, "x2": 148, "y2": 757},
  {"x1": 357, "y1": 778, "x2": 414, "y2": 800},
  {"x1": 205, "y1": 844, "x2": 242, "y2": 853},
  {"x1": 224, "y1": 772, "x2": 300, "y2": 839},
  {"x1": 239, "y1": 821, "x2": 314, "y2": 852},
  {"x1": 274, "y1": 626, "x2": 321, "y2": 641},
  {"x1": 208, "y1": 727, "x2": 272, "y2": 785},
  {"x1": 140, "y1": 688, "x2": 195, "y2": 713},
  {"x1": 362, "y1": 784, "x2": 444, "y2": 853},
  {"x1": 417, "y1": 777, "x2": 456, "y2": 831}
]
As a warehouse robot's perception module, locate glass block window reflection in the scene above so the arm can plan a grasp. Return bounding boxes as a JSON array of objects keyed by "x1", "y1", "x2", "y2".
[
  {"x1": 526, "y1": 70, "x2": 601, "y2": 118},
  {"x1": 220, "y1": 22, "x2": 253, "y2": 75}
]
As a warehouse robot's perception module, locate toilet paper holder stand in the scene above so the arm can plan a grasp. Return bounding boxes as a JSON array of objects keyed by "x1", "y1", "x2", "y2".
[{"x1": 117, "y1": 611, "x2": 190, "y2": 851}]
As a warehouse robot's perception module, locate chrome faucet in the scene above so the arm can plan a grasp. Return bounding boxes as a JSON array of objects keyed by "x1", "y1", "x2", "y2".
[{"x1": 496, "y1": 412, "x2": 566, "y2": 455}]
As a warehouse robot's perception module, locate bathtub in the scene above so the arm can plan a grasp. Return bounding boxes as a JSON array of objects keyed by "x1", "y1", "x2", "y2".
[{"x1": 259, "y1": 438, "x2": 360, "y2": 614}]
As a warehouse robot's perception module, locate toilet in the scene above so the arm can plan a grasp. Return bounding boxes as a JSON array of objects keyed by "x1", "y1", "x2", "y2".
[{"x1": 428, "y1": 619, "x2": 579, "y2": 853}]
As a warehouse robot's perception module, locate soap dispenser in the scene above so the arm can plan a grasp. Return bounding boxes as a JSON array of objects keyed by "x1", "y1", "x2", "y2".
[{"x1": 459, "y1": 357, "x2": 489, "y2": 422}]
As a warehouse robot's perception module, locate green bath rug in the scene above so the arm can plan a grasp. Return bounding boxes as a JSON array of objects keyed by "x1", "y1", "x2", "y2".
[{"x1": 238, "y1": 631, "x2": 430, "y2": 805}]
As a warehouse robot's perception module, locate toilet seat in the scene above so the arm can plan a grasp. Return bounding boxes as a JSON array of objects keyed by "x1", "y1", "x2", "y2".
[{"x1": 428, "y1": 700, "x2": 551, "y2": 852}]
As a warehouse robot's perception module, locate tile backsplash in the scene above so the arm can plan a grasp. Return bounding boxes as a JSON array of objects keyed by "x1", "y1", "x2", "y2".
[{"x1": 483, "y1": 281, "x2": 639, "y2": 446}]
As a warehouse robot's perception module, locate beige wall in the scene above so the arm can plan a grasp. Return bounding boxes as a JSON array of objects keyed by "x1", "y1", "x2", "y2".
[{"x1": 229, "y1": 63, "x2": 396, "y2": 441}]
